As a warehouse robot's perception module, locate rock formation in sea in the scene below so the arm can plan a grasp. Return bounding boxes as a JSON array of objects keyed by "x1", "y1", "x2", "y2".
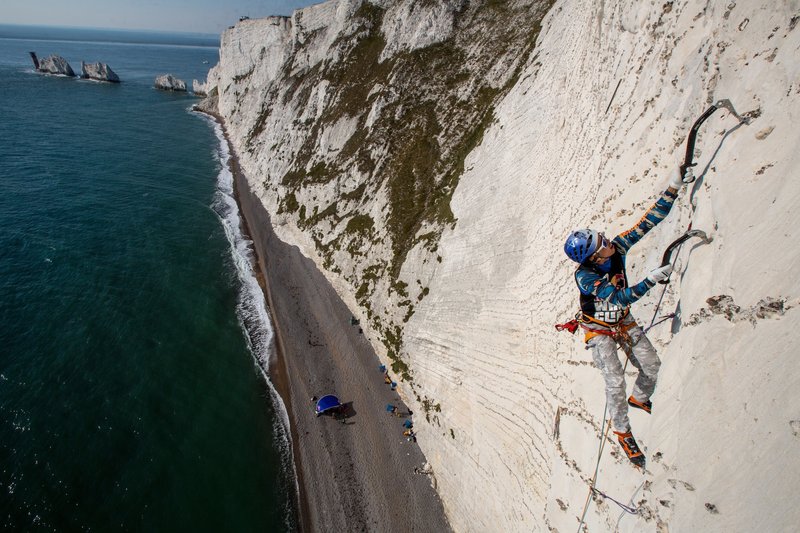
[
  {"x1": 192, "y1": 79, "x2": 209, "y2": 96},
  {"x1": 192, "y1": 86, "x2": 217, "y2": 114},
  {"x1": 28, "y1": 52, "x2": 40, "y2": 70},
  {"x1": 29, "y1": 52, "x2": 75, "y2": 76},
  {"x1": 197, "y1": 0, "x2": 800, "y2": 531},
  {"x1": 80, "y1": 61, "x2": 120, "y2": 83},
  {"x1": 154, "y1": 74, "x2": 187, "y2": 92}
]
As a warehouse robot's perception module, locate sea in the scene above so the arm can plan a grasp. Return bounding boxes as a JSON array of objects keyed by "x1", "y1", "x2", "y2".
[{"x1": 0, "y1": 25, "x2": 297, "y2": 531}]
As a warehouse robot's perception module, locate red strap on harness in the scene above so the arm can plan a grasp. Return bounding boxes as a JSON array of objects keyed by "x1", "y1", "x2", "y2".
[
  {"x1": 556, "y1": 317, "x2": 630, "y2": 340},
  {"x1": 579, "y1": 323, "x2": 617, "y2": 337},
  {"x1": 555, "y1": 319, "x2": 580, "y2": 334}
]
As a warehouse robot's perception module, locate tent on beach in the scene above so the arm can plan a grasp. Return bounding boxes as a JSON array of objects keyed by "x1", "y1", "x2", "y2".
[{"x1": 315, "y1": 395, "x2": 342, "y2": 416}]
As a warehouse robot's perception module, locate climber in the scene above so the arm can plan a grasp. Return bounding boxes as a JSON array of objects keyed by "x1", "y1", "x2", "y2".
[{"x1": 563, "y1": 165, "x2": 691, "y2": 468}]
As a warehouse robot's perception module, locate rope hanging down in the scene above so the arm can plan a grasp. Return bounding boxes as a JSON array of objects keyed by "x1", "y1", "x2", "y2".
[
  {"x1": 591, "y1": 487, "x2": 638, "y2": 515},
  {"x1": 576, "y1": 347, "x2": 635, "y2": 531}
]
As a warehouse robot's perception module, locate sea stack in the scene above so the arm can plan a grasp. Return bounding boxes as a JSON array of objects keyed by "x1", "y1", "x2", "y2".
[
  {"x1": 192, "y1": 79, "x2": 209, "y2": 97},
  {"x1": 81, "y1": 61, "x2": 120, "y2": 83},
  {"x1": 29, "y1": 52, "x2": 75, "y2": 77},
  {"x1": 154, "y1": 74, "x2": 187, "y2": 92}
]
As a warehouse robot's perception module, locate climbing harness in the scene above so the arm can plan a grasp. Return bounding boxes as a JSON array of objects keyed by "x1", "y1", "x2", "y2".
[
  {"x1": 579, "y1": 313, "x2": 636, "y2": 345},
  {"x1": 556, "y1": 316, "x2": 637, "y2": 348},
  {"x1": 556, "y1": 311, "x2": 635, "y2": 345}
]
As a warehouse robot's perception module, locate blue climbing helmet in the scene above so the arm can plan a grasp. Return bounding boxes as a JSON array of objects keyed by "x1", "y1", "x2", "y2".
[{"x1": 564, "y1": 229, "x2": 601, "y2": 264}]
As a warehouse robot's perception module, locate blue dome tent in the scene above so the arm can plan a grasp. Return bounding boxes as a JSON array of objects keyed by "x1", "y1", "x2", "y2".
[{"x1": 315, "y1": 395, "x2": 342, "y2": 416}]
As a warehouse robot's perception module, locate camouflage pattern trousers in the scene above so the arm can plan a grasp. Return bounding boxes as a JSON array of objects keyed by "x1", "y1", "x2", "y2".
[{"x1": 587, "y1": 322, "x2": 660, "y2": 432}]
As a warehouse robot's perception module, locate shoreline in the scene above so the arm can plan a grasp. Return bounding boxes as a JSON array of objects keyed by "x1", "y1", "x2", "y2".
[
  {"x1": 227, "y1": 143, "x2": 311, "y2": 533},
  {"x1": 196, "y1": 108, "x2": 308, "y2": 531},
  {"x1": 199, "y1": 109, "x2": 451, "y2": 532},
  {"x1": 195, "y1": 107, "x2": 306, "y2": 531}
]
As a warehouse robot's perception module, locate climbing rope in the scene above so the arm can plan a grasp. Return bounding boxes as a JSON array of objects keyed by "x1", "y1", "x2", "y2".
[
  {"x1": 591, "y1": 487, "x2": 638, "y2": 515},
  {"x1": 576, "y1": 406, "x2": 614, "y2": 530},
  {"x1": 643, "y1": 312, "x2": 675, "y2": 334},
  {"x1": 644, "y1": 246, "x2": 682, "y2": 333},
  {"x1": 576, "y1": 354, "x2": 634, "y2": 532}
]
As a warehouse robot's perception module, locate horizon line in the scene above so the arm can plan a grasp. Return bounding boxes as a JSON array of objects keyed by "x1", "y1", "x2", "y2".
[{"x1": 0, "y1": 21, "x2": 223, "y2": 39}]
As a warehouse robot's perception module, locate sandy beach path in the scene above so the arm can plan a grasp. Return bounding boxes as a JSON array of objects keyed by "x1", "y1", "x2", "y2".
[{"x1": 233, "y1": 159, "x2": 451, "y2": 532}]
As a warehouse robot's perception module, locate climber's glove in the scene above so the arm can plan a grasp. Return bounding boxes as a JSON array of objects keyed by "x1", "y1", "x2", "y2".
[
  {"x1": 646, "y1": 264, "x2": 673, "y2": 285},
  {"x1": 669, "y1": 166, "x2": 694, "y2": 190}
]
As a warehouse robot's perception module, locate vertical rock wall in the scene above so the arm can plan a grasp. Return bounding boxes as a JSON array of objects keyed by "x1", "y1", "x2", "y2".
[
  {"x1": 203, "y1": 0, "x2": 800, "y2": 530},
  {"x1": 405, "y1": 1, "x2": 800, "y2": 531}
]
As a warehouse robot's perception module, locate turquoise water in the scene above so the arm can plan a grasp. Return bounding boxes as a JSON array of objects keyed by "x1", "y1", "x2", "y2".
[{"x1": 0, "y1": 26, "x2": 295, "y2": 531}]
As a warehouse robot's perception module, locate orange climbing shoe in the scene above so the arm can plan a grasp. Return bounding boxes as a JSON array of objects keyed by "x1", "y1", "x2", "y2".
[
  {"x1": 627, "y1": 395, "x2": 652, "y2": 414},
  {"x1": 614, "y1": 430, "x2": 646, "y2": 468}
]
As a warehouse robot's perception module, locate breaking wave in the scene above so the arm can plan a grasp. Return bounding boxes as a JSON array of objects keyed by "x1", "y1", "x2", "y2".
[{"x1": 198, "y1": 112, "x2": 298, "y2": 530}]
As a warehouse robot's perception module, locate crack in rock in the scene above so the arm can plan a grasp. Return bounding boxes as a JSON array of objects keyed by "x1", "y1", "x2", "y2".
[{"x1": 687, "y1": 295, "x2": 789, "y2": 326}]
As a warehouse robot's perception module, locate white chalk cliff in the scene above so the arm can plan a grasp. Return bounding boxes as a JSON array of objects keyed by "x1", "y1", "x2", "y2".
[{"x1": 199, "y1": 0, "x2": 800, "y2": 531}]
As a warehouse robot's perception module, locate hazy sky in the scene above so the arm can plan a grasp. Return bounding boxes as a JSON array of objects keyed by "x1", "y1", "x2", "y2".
[{"x1": 2, "y1": 0, "x2": 318, "y2": 34}]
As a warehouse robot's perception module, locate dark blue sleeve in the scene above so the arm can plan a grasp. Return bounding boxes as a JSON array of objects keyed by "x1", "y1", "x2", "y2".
[
  {"x1": 613, "y1": 189, "x2": 678, "y2": 253},
  {"x1": 576, "y1": 268, "x2": 655, "y2": 307}
]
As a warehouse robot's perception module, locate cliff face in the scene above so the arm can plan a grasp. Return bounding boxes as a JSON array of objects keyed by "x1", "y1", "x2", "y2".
[
  {"x1": 202, "y1": 0, "x2": 551, "y2": 380},
  {"x1": 201, "y1": 0, "x2": 800, "y2": 531}
]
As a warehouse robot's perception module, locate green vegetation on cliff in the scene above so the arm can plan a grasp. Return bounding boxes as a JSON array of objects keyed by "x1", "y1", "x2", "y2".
[{"x1": 241, "y1": 0, "x2": 554, "y2": 376}]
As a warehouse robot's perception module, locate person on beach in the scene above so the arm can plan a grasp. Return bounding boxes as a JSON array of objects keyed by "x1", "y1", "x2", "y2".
[{"x1": 562, "y1": 166, "x2": 691, "y2": 467}]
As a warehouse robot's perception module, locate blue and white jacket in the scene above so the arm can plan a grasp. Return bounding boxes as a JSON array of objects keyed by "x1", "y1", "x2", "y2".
[{"x1": 575, "y1": 189, "x2": 678, "y2": 324}]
